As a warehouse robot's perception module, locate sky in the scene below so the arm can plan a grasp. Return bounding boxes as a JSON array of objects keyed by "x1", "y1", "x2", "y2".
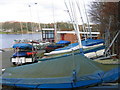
[{"x1": 0, "y1": 0, "x2": 94, "y2": 24}]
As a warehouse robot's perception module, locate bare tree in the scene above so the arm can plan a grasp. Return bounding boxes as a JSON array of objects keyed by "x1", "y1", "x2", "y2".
[{"x1": 89, "y1": 2, "x2": 120, "y2": 58}]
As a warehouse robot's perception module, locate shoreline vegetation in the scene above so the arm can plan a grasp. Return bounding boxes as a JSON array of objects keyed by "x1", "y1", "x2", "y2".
[
  {"x1": 0, "y1": 21, "x2": 75, "y2": 35},
  {"x1": 0, "y1": 48, "x2": 13, "y2": 52},
  {"x1": 0, "y1": 31, "x2": 41, "y2": 34}
]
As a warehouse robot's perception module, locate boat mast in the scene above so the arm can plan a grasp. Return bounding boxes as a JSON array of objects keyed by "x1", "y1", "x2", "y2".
[
  {"x1": 104, "y1": 30, "x2": 120, "y2": 56},
  {"x1": 28, "y1": 4, "x2": 34, "y2": 39},
  {"x1": 104, "y1": 16, "x2": 112, "y2": 56},
  {"x1": 75, "y1": 0, "x2": 87, "y2": 40},
  {"x1": 64, "y1": 0, "x2": 84, "y2": 83},
  {"x1": 52, "y1": 0, "x2": 57, "y2": 43},
  {"x1": 25, "y1": 22, "x2": 29, "y2": 34},
  {"x1": 68, "y1": 0, "x2": 83, "y2": 52},
  {"x1": 35, "y1": 3, "x2": 41, "y2": 32},
  {"x1": 0, "y1": 22, "x2": 2, "y2": 32},
  {"x1": 83, "y1": 0, "x2": 92, "y2": 39},
  {"x1": 20, "y1": 21, "x2": 23, "y2": 40}
]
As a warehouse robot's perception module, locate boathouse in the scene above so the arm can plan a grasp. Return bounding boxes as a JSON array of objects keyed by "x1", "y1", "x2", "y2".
[
  {"x1": 41, "y1": 27, "x2": 101, "y2": 43},
  {"x1": 56, "y1": 30, "x2": 100, "y2": 43}
]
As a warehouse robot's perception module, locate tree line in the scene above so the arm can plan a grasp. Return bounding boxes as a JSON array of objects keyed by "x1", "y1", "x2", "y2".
[
  {"x1": 0, "y1": 21, "x2": 74, "y2": 33},
  {"x1": 0, "y1": 21, "x2": 100, "y2": 34},
  {"x1": 89, "y1": 2, "x2": 120, "y2": 58}
]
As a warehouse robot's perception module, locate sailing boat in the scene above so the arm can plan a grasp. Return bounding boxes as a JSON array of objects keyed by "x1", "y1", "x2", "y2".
[
  {"x1": 1, "y1": 0, "x2": 119, "y2": 89},
  {"x1": 44, "y1": 39, "x2": 104, "y2": 58}
]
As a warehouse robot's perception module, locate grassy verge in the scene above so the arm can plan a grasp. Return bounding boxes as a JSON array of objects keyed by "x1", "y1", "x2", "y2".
[
  {"x1": 95, "y1": 59, "x2": 120, "y2": 64},
  {"x1": 0, "y1": 31, "x2": 40, "y2": 34},
  {"x1": 0, "y1": 32, "x2": 23, "y2": 34}
]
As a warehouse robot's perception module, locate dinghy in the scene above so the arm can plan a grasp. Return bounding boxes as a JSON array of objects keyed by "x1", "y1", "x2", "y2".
[
  {"x1": 1, "y1": 53, "x2": 119, "y2": 89},
  {"x1": 45, "y1": 40, "x2": 70, "y2": 53},
  {"x1": 44, "y1": 39, "x2": 105, "y2": 58}
]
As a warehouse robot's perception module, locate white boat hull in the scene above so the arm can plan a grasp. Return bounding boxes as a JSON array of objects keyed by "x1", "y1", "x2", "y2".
[
  {"x1": 44, "y1": 43, "x2": 103, "y2": 56},
  {"x1": 11, "y1": 57, "x2": 33, "y2": 64},
  {"x1": 84, "y1": 49, "x2": 105, "y2": 58}
]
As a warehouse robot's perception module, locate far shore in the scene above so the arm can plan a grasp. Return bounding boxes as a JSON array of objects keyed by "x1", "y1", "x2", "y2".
[
  {"x1": 0, "y1": 31, "x2": 41, "y2": 34},
  {"x1": 1, "y1": 48, "x2": 13, "y2": 51}
]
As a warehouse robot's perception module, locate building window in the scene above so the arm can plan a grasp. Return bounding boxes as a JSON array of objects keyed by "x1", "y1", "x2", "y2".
[{"x1": 42, "y1": 30, "x2": 54, "y2": 42}]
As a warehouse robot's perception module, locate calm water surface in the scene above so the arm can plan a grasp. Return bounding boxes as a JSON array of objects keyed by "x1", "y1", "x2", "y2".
[{"x1": 0, "y1": 33, "x2": 42, "y2": 49}]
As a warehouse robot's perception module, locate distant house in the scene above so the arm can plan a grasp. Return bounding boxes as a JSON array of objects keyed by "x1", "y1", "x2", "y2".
[
  {"x1": 4, "y1": 29, "x2": 12, "y2": 32},
  {"x1": 0, "y1": 29, "x2": 2, "y2": 32}
]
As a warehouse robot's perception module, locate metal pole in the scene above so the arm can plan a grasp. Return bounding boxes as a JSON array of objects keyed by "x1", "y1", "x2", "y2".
[
  {"x1": 26, "y1": 22, "x2": 29, "y2": 33},
  {"x1": 20, "y1": 22, "x2": 23, "y2": 39},
  {"x1": 75, "y1": 0, "x2": 87, "y2": 40},
  {"x1": 29, "y1": 5, "x2": 34, "y2": 39},
  {"x1": 83, "y1": 0, "x2": 92, "y2": 38},
  {"x1": 71, "y1": 0, "x2": 83, "y2": 50},
  {"x1": 35, "y1": 3, "x2": 41, "y2": 31},
  {"x1": 105, "y1": 30, "x2": 120, "y2": 56},
  {"x1": 52, "y1": 0, "x2": 57, "y2": 43}
]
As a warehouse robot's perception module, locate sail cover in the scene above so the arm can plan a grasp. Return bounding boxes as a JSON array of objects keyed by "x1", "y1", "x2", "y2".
[
  {"x1": 56, "y1": 40, "x2": 71, "y2": 44},
  {"x1": 55, "y1": 39, "x2": 104, "y2": 51},
  {"x1": 1, "y1": 53, "x2": 119, "y2": 88},
  {"x1": 82, "y1": 39, "x2": 104, "y2": 46},
  {"x1": 55, "y1": 43, "x2": 78, "y2": 51},
  {"x1": 13, "y1": 43, "x2": 33, "y2": 49}
]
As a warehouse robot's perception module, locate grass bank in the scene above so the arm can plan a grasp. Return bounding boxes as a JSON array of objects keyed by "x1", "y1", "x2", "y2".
[{"x1": 0, "y1": 31, "x2": 41, "y2": 34}]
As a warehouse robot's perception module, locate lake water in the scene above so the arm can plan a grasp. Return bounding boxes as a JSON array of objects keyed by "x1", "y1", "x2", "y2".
[{"x1": 0, "y1": 33, "x2": 42, "y2": 49}]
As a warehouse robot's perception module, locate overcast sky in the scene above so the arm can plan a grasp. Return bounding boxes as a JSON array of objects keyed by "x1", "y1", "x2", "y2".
[{"x1": 0, "y1": 0, "x2": 94, "y2": 24}]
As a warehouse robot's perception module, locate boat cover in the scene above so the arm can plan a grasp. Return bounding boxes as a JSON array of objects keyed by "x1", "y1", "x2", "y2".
[
  {"x1": 56, "y1": 40, "x2": 71, "y2": 44},
  {"x1": 12, "y1": 51, "x2": 36, "y2": 57},
  {"x1": 1, "y1": 53, "x2": 119, "y2": 89},
  {"x1": 13, "y1": 51, "x2": 28, "y2": 57},
  {"x1": 55, "y1": 43, "x2": 78, "y2": 51},
  {"x1": 55, "y1": 39, "x2": 104, "y2": 51},
  {"x1": 13, "y1": 43, "x2": 33, "y2": 49},
  {"x1": 44, "y1": 39, "x2": 104, "y2": 56},
  {"x1": 46, "y1": 44, "x2": 64, "y2": 48},
  {"x1": 44, "y1": 44, "x2": 104, "y2": 56},
  {"x1": 82, "y1": 39, "x2": 104, "y2": 46}
]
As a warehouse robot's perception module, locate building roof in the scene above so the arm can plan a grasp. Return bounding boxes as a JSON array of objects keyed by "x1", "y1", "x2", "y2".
[
  {"x1": 42, "y1": 28, "x2": 55, "y2": 31},
  {"x1": 57, "y1": 30, "x2": 100, "y2": 34}
]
